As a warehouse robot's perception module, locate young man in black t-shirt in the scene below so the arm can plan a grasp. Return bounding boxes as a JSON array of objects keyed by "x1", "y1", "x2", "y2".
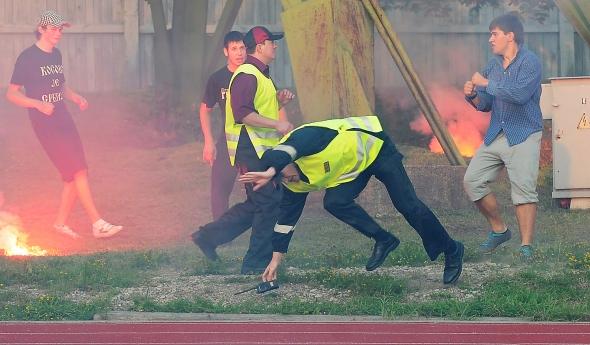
[
  {"x1": 6, "y1": 10, "x2": 122, "y2": 239},
  {"x1": 199, "y1": 31, "x2": 246, "y2": 220}
]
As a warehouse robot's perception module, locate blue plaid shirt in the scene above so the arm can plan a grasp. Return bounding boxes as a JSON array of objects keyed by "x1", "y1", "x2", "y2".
[{"x1": 468, "y1": 46, "x2": 543, "y2": 146}]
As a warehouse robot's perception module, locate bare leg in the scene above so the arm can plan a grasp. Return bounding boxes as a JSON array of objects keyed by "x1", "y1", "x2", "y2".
[
  {"x1": 54, "y1": 181, "x2": 77, "y2": 225},
  {"x1": 475, "y1": 193, "x2": 507, "y2": 233},
  {"x1": 72, "y1": 170, "x2": 101, "y2": 223},
  {"x1": 515, "y1": 203, "x2": 536, "y2": 245}
]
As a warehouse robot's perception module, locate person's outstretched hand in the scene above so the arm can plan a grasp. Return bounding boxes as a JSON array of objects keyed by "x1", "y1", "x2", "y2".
[
  {"x1": 262, "y1": 252, "x2": 284, "y2": 282},
  {"x1": 239, "y1": 167, "x2": 276, "y2": 191}
]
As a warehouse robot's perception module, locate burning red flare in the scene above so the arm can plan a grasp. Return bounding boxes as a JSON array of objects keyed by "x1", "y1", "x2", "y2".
[
  {"x1": 410, "y1": 85, "x2": 489, "y2": 157},
  {"x1": 0, "y1": 211, "x2": 48, "y2": 256}
]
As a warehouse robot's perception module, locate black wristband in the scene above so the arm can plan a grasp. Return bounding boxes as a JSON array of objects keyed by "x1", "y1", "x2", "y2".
[{"x1": 466, "y1": 93, "x2": 477, "y2": 100}]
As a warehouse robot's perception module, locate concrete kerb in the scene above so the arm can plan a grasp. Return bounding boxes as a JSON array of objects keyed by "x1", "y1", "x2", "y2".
[
  {"x1": 94, "y1": 311, "x2": 385, "y2": 322},
  {"x1": 94, "y1": 311, "x2": 536, "y2": 323}
]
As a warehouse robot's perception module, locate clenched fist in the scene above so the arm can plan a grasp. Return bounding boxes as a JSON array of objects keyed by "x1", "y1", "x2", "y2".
[
  {"x1": 471, "y1": 72, "x2": 488, "y2": 87},
  {"x1": 464, "y1": 81, "x2": 476, "y2": 97},
  {"x1": 274, "y1": 120, "x2": 294, "y2": 135}
]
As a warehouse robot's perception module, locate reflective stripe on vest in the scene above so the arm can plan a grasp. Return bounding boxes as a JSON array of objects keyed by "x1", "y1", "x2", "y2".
[
  {"x1": 280, "y1": 116, "x2": 384, "y2": 193},
  {"x1": 225, "y1": 63, "x2": 280, "y2": 165},
  {"x1": 338, "y1": 134, "x2": 380, "y2": 181}
]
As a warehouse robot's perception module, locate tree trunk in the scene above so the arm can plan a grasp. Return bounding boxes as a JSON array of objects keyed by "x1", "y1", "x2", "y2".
[
  {"x1": 172, "y1": 0, "x2": 208, "y2": 108},
  {"x1": 146, "y1": 0, "x2": 174, "y2": 88},
  {"x1": 203, "y1": 0, "x2": 243, "y2": 73}
]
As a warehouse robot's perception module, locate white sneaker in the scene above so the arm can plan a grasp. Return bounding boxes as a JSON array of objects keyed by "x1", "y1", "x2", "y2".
[
  {"x1": 54, "y1": 224, "x2": 81, "y2": 239},
  {"x1": 92, "y1": 219, "x2": 123, "y2": 238}
]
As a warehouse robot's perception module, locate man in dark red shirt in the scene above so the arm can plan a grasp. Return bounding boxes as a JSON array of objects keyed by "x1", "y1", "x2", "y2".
[{"x1": 192, "y1": 27, "x2": 294, "y2": 274}]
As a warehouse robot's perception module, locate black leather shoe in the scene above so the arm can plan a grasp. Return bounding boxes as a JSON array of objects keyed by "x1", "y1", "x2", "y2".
[
  {"x1": 191, "y1": 230, "x2": 219, "y2": 261},
  {"x1": 443, "y1": 241, "x2": 464, "y2": 284},
  {"x1": 365, "y1": 235, "x2": 400, "y2": 271}
]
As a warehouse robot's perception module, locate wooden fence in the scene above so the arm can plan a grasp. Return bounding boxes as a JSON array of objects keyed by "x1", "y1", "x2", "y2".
[{"x1": 0, "y1": 0, "x2": 588, "y2": 94}]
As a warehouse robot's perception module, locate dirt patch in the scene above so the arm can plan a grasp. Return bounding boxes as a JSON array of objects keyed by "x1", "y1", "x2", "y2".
[
  {"x1": 5, "y1": 261, "x2": 521, "y2": 312},
  {"x1": 108, "y1": 268, "x2": 350, "y2": 310}
]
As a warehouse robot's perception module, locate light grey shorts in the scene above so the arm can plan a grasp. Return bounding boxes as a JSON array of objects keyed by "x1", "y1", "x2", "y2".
[{"x1": 463, "y1": 131, "x2": 542, "y2": 205}]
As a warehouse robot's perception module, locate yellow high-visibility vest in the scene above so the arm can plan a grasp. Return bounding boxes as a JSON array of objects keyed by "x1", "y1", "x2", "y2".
[
  {"x1": 281, "y1": 116, "x2": 384, "y2": 193},
  {"x1": 225, "y1": 63, "x2": 280, "y2": 166}
]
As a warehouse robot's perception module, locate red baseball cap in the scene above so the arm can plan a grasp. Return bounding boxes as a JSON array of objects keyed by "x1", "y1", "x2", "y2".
[{"x1": 243, "y1": 26, "x2": 284, "y2": 49}]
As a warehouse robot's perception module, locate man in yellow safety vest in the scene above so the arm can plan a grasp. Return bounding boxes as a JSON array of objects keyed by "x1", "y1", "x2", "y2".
[
  {"x1": 240, "y1": 116, "x2": 464, "y2": 284},
  {"x1": 192, "y1": 26, "x2": 294, "y2": 274}
]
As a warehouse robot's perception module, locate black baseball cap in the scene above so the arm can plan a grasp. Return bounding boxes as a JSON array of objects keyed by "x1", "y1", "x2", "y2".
[{"x1": 243, "y1": 26, "x2": 284, "y2": 49}]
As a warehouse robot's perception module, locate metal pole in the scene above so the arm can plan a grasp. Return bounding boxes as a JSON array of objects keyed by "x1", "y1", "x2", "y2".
[{"x1": 361, "y1": 0, "x2": 466, "y2": 166}]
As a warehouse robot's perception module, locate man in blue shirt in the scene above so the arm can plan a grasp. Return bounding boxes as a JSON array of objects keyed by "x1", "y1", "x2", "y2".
[{"x1": 463, "y1": 13, "x2": 542, "y2": 259}]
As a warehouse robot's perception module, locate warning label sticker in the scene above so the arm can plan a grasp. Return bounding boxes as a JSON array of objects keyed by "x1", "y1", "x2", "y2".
[{"x1": 578, "y1": 113, "x2": 590, "y2": 129}]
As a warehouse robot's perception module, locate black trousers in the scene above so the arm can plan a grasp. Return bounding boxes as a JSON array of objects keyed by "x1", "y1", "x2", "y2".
[
  {"x1": 198, "y1": 142, "x2": 282, "y2": 272},
  {"x1": 321, "y1": 137, "x2": 454, "y2": 261}
]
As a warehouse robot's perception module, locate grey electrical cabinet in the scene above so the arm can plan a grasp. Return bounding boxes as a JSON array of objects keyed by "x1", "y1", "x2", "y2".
[{"x1": 543, "y1": 77, "x2": 590, "y2": 200}]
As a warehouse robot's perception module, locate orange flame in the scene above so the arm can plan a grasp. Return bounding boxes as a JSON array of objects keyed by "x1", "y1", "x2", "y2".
[
  {"x1": 410, "y1": 85, "x2": 490, "y2": 157},
  {"x1": 0, "y1": 211, "x2": 47, "y2": 256}
]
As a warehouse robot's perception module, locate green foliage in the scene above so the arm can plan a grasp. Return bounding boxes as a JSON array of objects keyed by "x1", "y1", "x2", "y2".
[
  {"x1": 0, "y1": 295, "x2": 105, "y2": 321},
  {"x1": 286, "y1": 242, "x2": 430, "y2": 271},
  {"x1": 566, "y1": 250, "x2": 590, "y2": 270},
  {"x1": 189, "y1": 257, "x2": 237, "y2": 275},
  {"x1": 381, "y1": 0, "x2": 556, "y2": 24},
  {"x1": 124, "y1": 268, "x2": 590, "y2": 320},
  {"x1": 130, "y1": 295, "x2": 390, "y2": 316},
  {"x1": 505, "y1": 0, "x2": 557, "y2": 23},
  {"x1": 2, "y1": 248, "x2": 590, "y2": 320},
  {"x1": 131, "y1": 250, "x2": 172, "y2": 269},
  {"x1": 132, "y1": 296, "x2": 219, "y2": 313},
  {"x1": 464, "y1": 270, "x2": 590, "y2": 320},
  {"x1": 387, "y1": 242, "x2": 431, "y2": 266},
  {"x1": 284, "y1": 268, "x2": 408, "y2": 297},
  {"x1": 0, "y1": 251, "x2": 170, "y2": 291},
  {"x1": 383, "y1": 269, "x2": 590, "y2": 321},
  {"x1": 536, "y1": 165, "x2": 554, "y2": 209}
]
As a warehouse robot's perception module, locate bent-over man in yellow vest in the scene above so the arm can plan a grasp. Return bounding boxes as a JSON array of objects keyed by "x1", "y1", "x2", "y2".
[
  {"x1": 240, "y1": 116, "x2": 464, "y2": 284},
  {"x1": 192, "y1": 26, "x2": 294, "y2": 274}
]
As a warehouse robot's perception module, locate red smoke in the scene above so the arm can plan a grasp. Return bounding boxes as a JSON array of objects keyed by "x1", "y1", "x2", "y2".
[{"x1": 410, "y1": 85, "x2": 489, "y2": 157}]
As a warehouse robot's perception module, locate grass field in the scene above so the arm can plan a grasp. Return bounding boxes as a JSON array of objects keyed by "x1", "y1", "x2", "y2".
[
  {"x1": 1, "y1": 143, "x2": 589, "y2": 321},
  {"x1": 1, "y1": 93, "x2": 589, "y2": 321}
]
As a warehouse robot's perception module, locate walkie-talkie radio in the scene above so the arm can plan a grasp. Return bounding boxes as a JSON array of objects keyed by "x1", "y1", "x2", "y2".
[{"x1": 234, "y1": 280, "x2": 279, "y2": 295}]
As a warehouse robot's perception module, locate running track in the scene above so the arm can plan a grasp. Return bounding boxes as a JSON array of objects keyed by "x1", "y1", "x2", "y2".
[{"x1": 1, "y1": 321, "x2": 589, "y2": 344}]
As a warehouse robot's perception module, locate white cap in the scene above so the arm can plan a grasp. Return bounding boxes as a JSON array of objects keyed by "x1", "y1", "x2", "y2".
[{"x1": 38, "y1": 10, "x2": 71, "y2": 28}]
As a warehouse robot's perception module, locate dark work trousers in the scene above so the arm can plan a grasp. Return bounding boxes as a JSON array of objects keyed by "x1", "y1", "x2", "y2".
[
  {"x1": 198, "y1": 138, "x2": 282, "y2": 273},
  {"x1": 210, "y1": 138, "x2": 238, "y2": 220},
  {"x1": 322, "y1": 137, "x2": 455, "y2": 261}
]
